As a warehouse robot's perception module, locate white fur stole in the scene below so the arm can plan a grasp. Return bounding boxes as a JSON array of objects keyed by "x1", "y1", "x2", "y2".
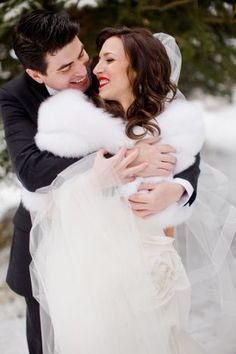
[{"x1": 22, "y1": 89, "x2": 204, "y2": 227}]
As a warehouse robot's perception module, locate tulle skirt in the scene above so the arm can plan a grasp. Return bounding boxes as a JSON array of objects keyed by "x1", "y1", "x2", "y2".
[{"x1": 29, "y1": 155, "x2": 236, "y2": 354}]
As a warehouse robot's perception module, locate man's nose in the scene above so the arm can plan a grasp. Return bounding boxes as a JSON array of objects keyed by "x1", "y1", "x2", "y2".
[
  {"x1": 74, "y1": 60, "x2": 88, "y2": 76},
  {"x1": 82, "y1": 51, "x2": 90, "y2": 65}
]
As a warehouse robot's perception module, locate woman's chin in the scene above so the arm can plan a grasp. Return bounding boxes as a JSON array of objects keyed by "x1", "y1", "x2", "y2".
[
  {"x1": 98, "y1": 87, "x2": 114, "y2": 100},
  {"x1": 98, "y1": 91, "x2": 109, "y2": 100}
]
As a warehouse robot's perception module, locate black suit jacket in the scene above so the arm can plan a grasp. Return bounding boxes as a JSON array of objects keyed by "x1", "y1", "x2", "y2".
[
  {"x1": 0, "y1": 73, "x2": 79, "y2": 295},
  {"x1": 0, "y1": 72, "x2": 200, "y2": 296}
]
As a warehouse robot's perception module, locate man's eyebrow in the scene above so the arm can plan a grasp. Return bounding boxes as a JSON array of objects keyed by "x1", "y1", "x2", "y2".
[
  {"x1": 57, "y1": 61, "x2": 73, "y2": 71},
  {"x1": 57, "y1": 45, "x2": 84, "y2": 71}
]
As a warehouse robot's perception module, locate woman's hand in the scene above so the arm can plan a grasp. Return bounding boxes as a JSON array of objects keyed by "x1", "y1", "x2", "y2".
[
  {"x1": 93, "y1": 147, "x2": 148, "y2": 187},
  {"x1": 128, "y1": 182, "x2": 185, "y2": 218}
]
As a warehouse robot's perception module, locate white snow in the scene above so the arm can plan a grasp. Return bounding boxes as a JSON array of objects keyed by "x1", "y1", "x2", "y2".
[
  {"x1": 192, "y1": 91, "x2": 236, "y2": 154},
  {"x1": 63, "y1": 0, "x2": 97, "y2": 8},
  {"x1": 77, "y1": 0, "x2": 97, "y2": 7},
  {"x1": 0, "y1": 178, "x2": 21, "y2": 221},
  {"x1": 3, "y1": 2, "x2": 30, "y2": 22},
  {"x1": 0, "y1": 248, "x2": 27, "y2": 353}
]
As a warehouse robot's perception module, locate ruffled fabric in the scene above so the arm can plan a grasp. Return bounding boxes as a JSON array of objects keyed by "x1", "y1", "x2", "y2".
[
  {"x1": 29, "y1": 156, "x2": 236, "y2": 354},
  {"x1": 175, "y1": 162, "x2": 236, "y2": 353},
  {"x1": 29, "y1": 154, "x2": 207, "y2": 354}
]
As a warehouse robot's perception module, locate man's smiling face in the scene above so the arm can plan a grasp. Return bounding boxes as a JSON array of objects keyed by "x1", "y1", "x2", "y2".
[{"x1": 27, "y1": 36, "x2": 90, "y2": 92}]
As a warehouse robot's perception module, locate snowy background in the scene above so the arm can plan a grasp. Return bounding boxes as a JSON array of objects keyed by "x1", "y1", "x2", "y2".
[{"x1": 0, "y1": 92, "x2": 236, "y2": 353}]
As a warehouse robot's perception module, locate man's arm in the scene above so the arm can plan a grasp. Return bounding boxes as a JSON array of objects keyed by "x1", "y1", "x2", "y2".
[
  {"x1": 174, "y1": 153, "x2": 200, "y2": 206},
  {"x1": 128, "y1": 146, "x2": 200, "y2": 217},
  {"x1": 0, "y1": 88, "x2": 79, "y2": 192},
  {"x1": 128, "y1": 182, "x2": 185, "y2": 218}
]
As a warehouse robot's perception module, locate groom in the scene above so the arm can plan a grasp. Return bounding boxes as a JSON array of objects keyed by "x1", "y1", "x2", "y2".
[{"x1": 0, "y1": 10, "x2": 200, "y2": 354}]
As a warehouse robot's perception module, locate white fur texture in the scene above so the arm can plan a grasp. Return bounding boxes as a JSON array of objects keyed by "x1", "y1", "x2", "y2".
[
  {"x1": 23, "y1": 90, "x2": 204, "y2": 227},
  {"x1": 36, "y1": 89, "x2": 133, "y2": 157},
  {"x1": 21, "y1": 188, "x2": 52, "y2": 212},
  {"x1": 158, "y1": 99, "x2": 204, "y2": 174}
]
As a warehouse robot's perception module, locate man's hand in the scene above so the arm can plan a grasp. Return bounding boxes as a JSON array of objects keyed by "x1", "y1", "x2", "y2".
[
  {"x1": 126, "y1": 137, "x2": 176, "y2": 178},
  {"x1": 128, "y1": 182, "x2": 185, "y2": 218}
]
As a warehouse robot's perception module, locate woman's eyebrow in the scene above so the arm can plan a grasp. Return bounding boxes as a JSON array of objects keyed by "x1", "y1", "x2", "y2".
[{"x1": 99, "y1": 51, "x2": 116, "y2": 58}]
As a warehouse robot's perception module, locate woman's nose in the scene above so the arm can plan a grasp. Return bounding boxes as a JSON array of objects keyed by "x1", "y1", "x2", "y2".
[{"x1": 93, "y1": 61, "x2": 103, "y2": 75}]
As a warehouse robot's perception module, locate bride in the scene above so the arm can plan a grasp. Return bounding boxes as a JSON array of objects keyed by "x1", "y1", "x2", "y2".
[{"x1": 22, "y1": 28, "x2": 236, "y2": 354}]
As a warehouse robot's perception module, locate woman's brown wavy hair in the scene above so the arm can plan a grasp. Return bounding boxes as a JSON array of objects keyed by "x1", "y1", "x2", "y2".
[{"x1": 91, "y1": 27, "x2": 177, "y2": 140}]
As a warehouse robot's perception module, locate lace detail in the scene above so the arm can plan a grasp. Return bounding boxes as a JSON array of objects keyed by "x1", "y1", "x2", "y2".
[{"x1": 142, "y1": 236, "x2": 190, "y2": 306}]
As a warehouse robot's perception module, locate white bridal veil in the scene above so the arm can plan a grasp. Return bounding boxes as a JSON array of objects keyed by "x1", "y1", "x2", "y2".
[
  {"x1": 154, "y1": 32, "x2": 182, "y2": 85},
  {"x1": 155, "y1": 32, "x2": 236, "y2": 352}
]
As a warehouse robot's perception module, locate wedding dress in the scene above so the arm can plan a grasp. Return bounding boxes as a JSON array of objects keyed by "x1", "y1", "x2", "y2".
[{"x1": 20, "y1": 87, "x2": 208, "y2": 354}]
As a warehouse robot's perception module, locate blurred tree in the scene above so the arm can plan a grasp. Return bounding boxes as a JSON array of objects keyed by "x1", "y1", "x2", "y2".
[
  {"x1": 0, "y1": 0, "x2": 236, "y2": 177},
  {"x1": 76, "y1": 0, "x2": 236, "y2": 97},
  {"x1": 0, "y1": 121, "x2": 11, "y2": 178},
  {"x1": 0, "y1": 0, "x2": 235, "y2": 95}
]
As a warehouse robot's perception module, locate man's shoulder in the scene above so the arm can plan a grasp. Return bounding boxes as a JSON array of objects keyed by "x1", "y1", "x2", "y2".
[
  {"x1": 0, "y1": 72, "x2": 48, "y2": 102},
  {"x1": 0, "y1": 72, "x2": 27, "y2": 97}
]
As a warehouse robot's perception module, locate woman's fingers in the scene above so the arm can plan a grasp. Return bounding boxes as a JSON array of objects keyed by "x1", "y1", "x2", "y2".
[
  {"x1": 119, "y1": 148, "x2": 139, "y2": 168},
  {"x1": 111, "y1": 148, "x2": 147, "y2": 183},
  {"x1": 96, "y1": 148, "x2": 108, "y2": 160},
  {"x1": 124, "y1": 162, "x2": 148, "y2": 177},
  {"x1": 99, "y1": 148, "x2": 108, "y2": 155},
  {"x1": 137, "y1": 183, "x2": 156, "y2": 191},
  {"x1": 109, "y1": 147, "x2": 127, "y2": 166}
]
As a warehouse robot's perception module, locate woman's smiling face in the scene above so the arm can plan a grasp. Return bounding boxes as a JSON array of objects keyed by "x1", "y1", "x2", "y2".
[{"x1": 93, "y1": 36, "x2": 135, "y2": 110}]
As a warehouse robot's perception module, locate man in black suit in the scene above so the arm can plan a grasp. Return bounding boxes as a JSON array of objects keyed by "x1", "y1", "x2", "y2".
[{"x1": 0, "y1": 10, "x2": 200, "y2": 354}]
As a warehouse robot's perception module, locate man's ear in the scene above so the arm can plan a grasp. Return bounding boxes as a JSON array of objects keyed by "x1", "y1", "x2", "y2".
[{"x1": 26, "y1": 68, "x2": 45, "y2": 84}]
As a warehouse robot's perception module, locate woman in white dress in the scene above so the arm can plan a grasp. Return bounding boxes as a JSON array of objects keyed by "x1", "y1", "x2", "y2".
[{"x1": 23, "y1": 28, "x2": 236, "y2": 354}]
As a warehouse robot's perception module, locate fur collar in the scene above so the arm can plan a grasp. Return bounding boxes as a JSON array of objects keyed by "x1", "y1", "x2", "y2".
[
  {"x1": 36, "y1": 89, "x2": 204, "y2": 175},
  {"x1": 22, "y1": 89, "x2": 204, "y2": 227}
]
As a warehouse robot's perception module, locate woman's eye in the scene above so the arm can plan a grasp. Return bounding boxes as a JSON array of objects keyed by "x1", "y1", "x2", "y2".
[{"x1": 106, "y1": 58, "x2": 114, "y2": 63}]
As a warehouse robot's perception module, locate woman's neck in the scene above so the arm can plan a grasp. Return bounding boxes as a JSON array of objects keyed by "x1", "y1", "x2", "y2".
[{"x1": 119, "y1": 93, "x2": 135, "y2": 113}]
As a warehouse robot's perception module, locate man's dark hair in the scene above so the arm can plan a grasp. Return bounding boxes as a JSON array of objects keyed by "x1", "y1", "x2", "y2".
[{"x1": 13, "y1": 10, "x2": 80, "y2": 74}]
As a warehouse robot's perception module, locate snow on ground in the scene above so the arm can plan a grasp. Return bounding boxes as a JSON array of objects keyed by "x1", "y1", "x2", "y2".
[
  {"x1": 0, "y1": 179, "x2": 26, "y2": 352},
  {"x1": 0, "y1": 93, "x2": 235, "y2": 353},
  {"x1": 193, "y1": 91, "x2": 236, "y2": 205},
  {"x1": 0, "y1": 247, "x2": 27, "y2": 353}
]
